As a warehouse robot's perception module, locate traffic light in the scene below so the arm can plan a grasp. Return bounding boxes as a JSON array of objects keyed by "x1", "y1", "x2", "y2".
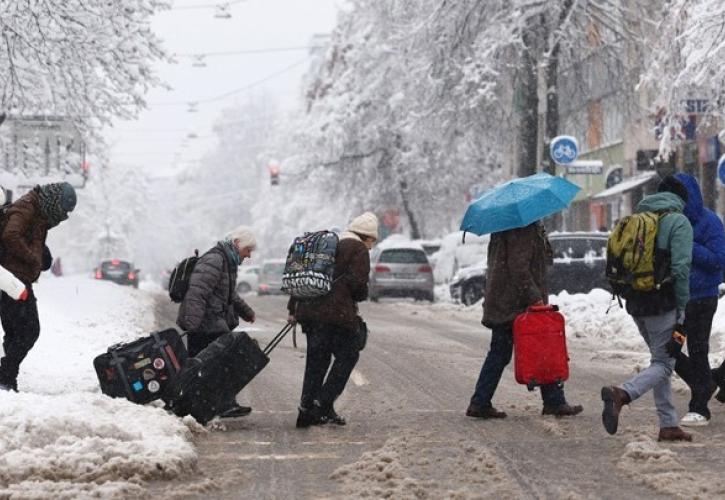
[{"x1": 269, "y1": 164, "x2": 280, "y2": 186}]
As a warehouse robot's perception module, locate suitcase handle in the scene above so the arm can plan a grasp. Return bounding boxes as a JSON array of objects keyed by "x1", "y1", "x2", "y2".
[
  {"x1": 526, "y1": 304, "x2": 559, "y2": 313},
  {"x1": 263, "y1": 322, "x2": 294, "y2": 355}
]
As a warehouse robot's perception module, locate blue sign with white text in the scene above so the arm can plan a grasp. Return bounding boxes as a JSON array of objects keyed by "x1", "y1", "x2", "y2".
[
  {"x1": 718, "y1": 154, "x2": 725, "y2": 186},
  {"x1": 550, "y1": 136, "x2": 579, "y2": 165}
]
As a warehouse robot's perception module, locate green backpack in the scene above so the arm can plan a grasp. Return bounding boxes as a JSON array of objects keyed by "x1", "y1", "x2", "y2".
[{"x1": 605, "y1": 211, "x2": 672, "y2": 296}]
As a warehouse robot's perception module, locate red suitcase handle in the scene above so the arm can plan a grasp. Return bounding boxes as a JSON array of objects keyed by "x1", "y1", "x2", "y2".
[{"x1": 526, "y1": 304, "x2": 559, "y2": 313}]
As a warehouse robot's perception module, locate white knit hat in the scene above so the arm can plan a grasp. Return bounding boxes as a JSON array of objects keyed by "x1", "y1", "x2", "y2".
[
  {"x1": 226, "y1": 225, "x2": 257, "y2": 250},
  {"x1": 348, "y1": 212, "x2": 379, "y2": 240}
]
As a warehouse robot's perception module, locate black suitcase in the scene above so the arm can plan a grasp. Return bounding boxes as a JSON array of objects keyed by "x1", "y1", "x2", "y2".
[
  {"x1": 169, "y1": 324, "x2": 292, "y2": 424},
  {"x1": 94, "y1": 328, "x2": 188, "y2": 404}
]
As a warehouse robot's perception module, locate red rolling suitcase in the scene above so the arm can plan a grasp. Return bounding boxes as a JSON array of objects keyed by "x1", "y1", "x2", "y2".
[{"x1": 513, "y1": 304, "x2": 569, "y2": 390}]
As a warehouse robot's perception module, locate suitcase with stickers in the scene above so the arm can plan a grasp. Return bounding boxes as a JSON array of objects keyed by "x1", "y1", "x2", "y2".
[
  {"x1": 513, "y1": 304, "x2": 569, "y2": 390},
  {"x1": 94, "y1": 328, "x2": 188, "y2": 404}
]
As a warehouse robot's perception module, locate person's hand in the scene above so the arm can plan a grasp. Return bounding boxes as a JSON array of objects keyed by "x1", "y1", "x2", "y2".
[
  {"x1": 246, "y1": 312, "x2": 256, "y2": 324},
  {"x1": 288, "y1": 315, "x2": 297, "y2": 325},
  {"x1": 665, "y1": 327, "x2": 686, "y2": 357}
]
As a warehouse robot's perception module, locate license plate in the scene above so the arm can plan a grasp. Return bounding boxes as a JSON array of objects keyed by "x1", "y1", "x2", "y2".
[{"x1": 394, "y1": 273, "x2": 417, "y2": 279}]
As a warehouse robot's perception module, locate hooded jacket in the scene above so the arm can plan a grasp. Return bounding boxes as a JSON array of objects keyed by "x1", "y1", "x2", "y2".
[
  {"x1": 0, "y1": 190, "x2": 49, "y2": 285},
  {"x1": 624, "y1": 192, "x2": 693, "y2": 317},
  {"x1": 674, "y1": 173, "x2": 725, "y2": 300}
]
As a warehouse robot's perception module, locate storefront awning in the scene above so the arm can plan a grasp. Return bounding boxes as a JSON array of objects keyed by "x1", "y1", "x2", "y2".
[{"x1": 592, "y1": 171, "x2": 659, "y2": 200}]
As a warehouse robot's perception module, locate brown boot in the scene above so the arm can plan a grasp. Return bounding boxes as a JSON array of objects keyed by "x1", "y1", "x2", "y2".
[
  {"x1": 658, "y1": 426, "x2": 692, "y2": 442},
  {"x1": 466, "y1": 404, "x2": 507, "y2": 419},
  {"x1": 601, "y1": 386, "x2": 630, "y2": 435}
]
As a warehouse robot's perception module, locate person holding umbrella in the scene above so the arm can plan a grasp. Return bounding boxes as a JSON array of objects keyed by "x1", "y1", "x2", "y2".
[{"x1": 461, "y1": 173, "x2": 583, "y2": 419}]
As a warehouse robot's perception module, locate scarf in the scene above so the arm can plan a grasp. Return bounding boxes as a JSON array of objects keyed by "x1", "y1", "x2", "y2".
[{"x1": 220, "y1": 239, "x2": 242, "y2": 267}]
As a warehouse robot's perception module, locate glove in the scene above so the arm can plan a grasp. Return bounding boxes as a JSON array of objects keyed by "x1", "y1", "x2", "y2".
[
  {"x1": 665, "y1": 326, "x2": 686, "y2": 357},
  {"x1": 41, "y1": 246, "x2": 52, "y2": 271}
]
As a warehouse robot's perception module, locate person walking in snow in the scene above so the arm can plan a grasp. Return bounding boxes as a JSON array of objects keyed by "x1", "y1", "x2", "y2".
[
  {"x1": 289, "y1": 212, "x2": 378, "y2": 428},
  {"x1": 466, "y1": 220, "x2": 583, "y2": 419},
  {"x1": 601, "y1": 175, "x2": 694, "y2": 441},
  {"x1": 0, "y1": 182, "x2": 76, "y2": 392},
  {"x1": 669, "y1": 173, "x2": 725, "y2": 427},
  {"x1": 176, "y1": 225, "x2": 257, "y2": 418}
]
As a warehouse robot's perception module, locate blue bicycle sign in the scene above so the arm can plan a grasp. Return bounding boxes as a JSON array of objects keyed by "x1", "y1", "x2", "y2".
[{"x1": 550, "y1": 136, "x2": 579, "y2": 165}]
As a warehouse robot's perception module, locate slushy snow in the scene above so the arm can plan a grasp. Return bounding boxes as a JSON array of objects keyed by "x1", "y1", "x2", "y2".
[{"x1": 0, "y1": 275, "x2": 197, "y2": 498}]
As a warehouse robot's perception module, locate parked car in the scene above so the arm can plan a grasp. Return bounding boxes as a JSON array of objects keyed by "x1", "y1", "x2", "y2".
[
  {"x1": 237, "y1": 265, "x2": 260, "y2": 294},
  {"x1": 257, "y1": 259, "x2": 286, "y2": 295},
  {"x1": 94, "y1": 259, "x2": 139, "y2": 288},
  {"x1": 369, "y1": 242, "x2": 435, "y2": 302},
  {"x1": 449, "y1": 232, "x2": 610, "y2": 305},
  {"x1": 430, "y1": 231, "x2": 489, "y2": 284}
]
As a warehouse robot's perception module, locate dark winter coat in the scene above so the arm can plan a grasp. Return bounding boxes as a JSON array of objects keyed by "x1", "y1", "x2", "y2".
[
  {"x1": 177, "y1": 244, "x2": 254, "y2": 333},
  {"x1": 0, "y1": 190, "x2": 49, "y2": 285},
  {"x1": 624, "y1": 192, "x2": 693, "y2": 317},
  {"x1": 288, "y1": 233, "x2": 370, "y2": 333},
  {"x1": 482, "y1": 222, "x2": 552, "y2": 327},
  {"x1": 675, "y1": 173, "x2": 725, "y2": 300}
]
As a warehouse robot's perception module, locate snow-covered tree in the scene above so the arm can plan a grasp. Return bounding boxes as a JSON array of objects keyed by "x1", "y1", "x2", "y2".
[{"x1": 0, "y1": 0, "x2": 168, "y2": 129}]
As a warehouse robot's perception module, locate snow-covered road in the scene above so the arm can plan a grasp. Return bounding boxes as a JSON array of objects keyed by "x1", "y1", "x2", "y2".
[{"x1": 6, "y1": 277, "x2": 725, "y2": 498}]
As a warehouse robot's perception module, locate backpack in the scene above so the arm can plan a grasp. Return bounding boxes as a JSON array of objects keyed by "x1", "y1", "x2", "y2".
[
  {"x1": 605, "y1": 211, "x2": 672, "y2": 297},
  {"x1": 168, "y1": 250, "x2": 200, "y2": 303},
  {"x1": 281, "y1": 230, "x2": 339, "y2": 298}
]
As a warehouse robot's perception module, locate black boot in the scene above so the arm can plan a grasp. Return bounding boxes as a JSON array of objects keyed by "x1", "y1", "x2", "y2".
[
  {"x1": 324, "y1": 406, "x2": 346, "y2": 426},
  {"x1": 296, "y1": 403, "x2": 325, "y2": 428}
]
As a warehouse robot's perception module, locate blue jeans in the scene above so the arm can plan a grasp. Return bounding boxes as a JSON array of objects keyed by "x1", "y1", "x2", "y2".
[{"x1": 470, "y1": 323, "x2": 567, "y2": 408}]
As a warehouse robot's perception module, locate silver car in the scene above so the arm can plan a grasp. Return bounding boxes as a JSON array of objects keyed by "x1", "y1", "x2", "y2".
[
  {"x1": 257, "y1": 259, "x2": 286, "y2": 295},
  {"x1": 369, "y1": 246, "x2": 435, "y2": 302}
]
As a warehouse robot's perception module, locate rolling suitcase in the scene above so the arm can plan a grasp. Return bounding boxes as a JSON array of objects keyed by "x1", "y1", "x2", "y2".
[
  {"x1": 169, "y1": 323, "x2": 293, "y2": 424},
  {"x1": 513, "y1": 304, "x2": 569, "y2": 391},
  {"x1": 94, "y1": 328, "x2": 188, "y2": 404}
]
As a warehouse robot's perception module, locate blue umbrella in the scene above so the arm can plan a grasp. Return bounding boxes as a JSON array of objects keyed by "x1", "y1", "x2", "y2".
[{"x1": 460, "y1": 172, "x2": 581, "y2": 236}]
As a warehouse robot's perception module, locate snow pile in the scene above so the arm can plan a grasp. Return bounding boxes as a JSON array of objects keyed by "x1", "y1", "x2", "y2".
[
  {"x1": 0, "y1": 275, "x2": 198, "y2": 497},
  {"x1": 331, "y1": 434, "x2": 518, "y2": 498},
  {"x1": 617, "y1": 436, "x2": 725, "y2": 498}
]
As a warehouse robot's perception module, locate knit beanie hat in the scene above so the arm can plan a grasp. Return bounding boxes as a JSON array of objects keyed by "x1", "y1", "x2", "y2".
[
  {"x1": 36, "y1": 182, "x2": 77, "y2": 228},
  {"x1": 348, "y1": 212, "x2": 379, "y2": 240},
  {"x1": 657, "y1": 175, "x2": 688, "y2": 203}
]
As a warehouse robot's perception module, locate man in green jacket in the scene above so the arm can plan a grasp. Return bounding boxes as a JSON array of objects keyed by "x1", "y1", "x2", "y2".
[{"x1": 601, "y1": 175, "x2": 694, "y2": 442}]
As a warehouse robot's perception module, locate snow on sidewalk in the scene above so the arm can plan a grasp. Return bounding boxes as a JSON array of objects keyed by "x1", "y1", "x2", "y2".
[{"x1": 0, "y1": 275, "x2": 197, "y2": 499}]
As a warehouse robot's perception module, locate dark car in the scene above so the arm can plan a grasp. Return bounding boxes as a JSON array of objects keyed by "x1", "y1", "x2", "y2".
[
  {"x1": 95, "y1": 259, "x2": 139, "y2": 288},
  {"x1": 449, "y1": 232, "x2": 610, "y2": 305}
]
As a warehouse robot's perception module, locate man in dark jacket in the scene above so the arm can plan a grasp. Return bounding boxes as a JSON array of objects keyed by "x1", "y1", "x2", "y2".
[
  {"x1": 670, "y1": 173, "x2": 725, "y2": 426},
  {"x1": 289, "y1": 212, "x2": 378, "y2": 428},
  {"x1": 0, "y1": 183, "x2": 76, "y2": 391},
  {"x1": 467, "y1": 221, "x2": 582, "y2": 419},
  {"x1": 177, "y1": 225, "x2": 256, "y2": 417},
  {"x1": 601, "y1": 176, "x2": 694, "y2": 442}
]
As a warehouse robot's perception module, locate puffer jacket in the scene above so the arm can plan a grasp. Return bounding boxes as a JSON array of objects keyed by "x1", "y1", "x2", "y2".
[
  {"x1": 0, "y1": 190, "x2": 49, "y2": 285},
  {"x1": 177, "y1": 244, "x2": 254, "y2": 333},
  {"x1": 288, "y1": 232, "x2": 370, "y2": 333},
  {"x1": 624, "y1": 192, "x2": 693, "y2": 317},
  {"x1": 482, "y1": 222, "x2": 552, "y2": 327},
  {"x1": 675, "y1": 173, "x2": 725, "y2": 300}
]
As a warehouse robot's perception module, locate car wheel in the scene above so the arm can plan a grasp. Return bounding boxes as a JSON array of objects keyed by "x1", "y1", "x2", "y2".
[
  {"x1": 462, "y1": 283, "x2": 482, "y2": 306},
  {"x1": 237, "y1": 282, "x2": 251, "y2": 294}
]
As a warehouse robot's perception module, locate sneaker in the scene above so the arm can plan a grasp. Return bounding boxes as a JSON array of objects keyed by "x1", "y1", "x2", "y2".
[
  {"x1": 218, "y1": 404, "x2": 252, "y2": 419},
  {"x1": 542, "y1": 403, "x2": 583, "y2": 417},
  {"x1": 466, "y1": 404, "x2": 507, "y2": 419},
  {"x1": 601, "y1": 386, "x2": 630, "y2": 435},
  {"x1": 680, "y1": 412, "x2": 709, "y2": 427},
  {"x1": 658, "y1": 426, "x2": 692, "y2": 442}
]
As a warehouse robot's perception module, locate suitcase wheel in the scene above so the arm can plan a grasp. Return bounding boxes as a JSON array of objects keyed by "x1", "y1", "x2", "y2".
[{"x1": 526, "y1": 380, "x2": 537, "y2": 392}]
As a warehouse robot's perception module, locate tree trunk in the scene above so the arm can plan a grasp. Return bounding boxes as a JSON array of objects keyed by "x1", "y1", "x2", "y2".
[
  {"x1": 399, "y1": 179, "x2": 421, "y2": 239},
  {"x1": 517, "y1": 40, "x2": 539, "y2": 178}
]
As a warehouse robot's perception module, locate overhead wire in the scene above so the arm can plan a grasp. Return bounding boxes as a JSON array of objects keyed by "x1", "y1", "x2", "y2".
[{"x1": 170, "y1": 0, "x2": 246, "y2": 11}]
